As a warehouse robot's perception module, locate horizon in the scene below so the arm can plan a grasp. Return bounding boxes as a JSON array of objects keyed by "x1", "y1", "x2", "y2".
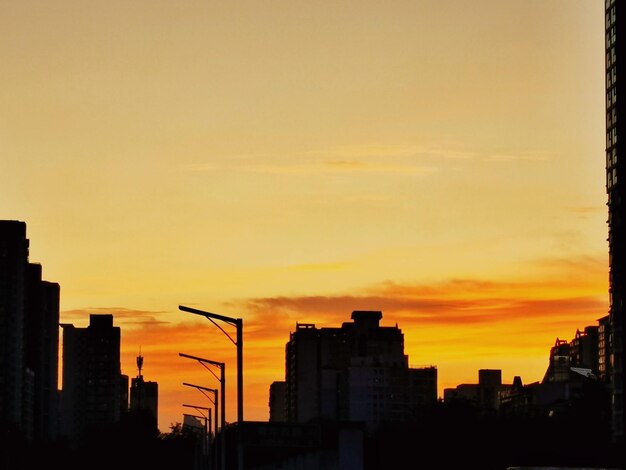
[{"x1": 1, "y1": 1, "x2": 607, "y2": 430}]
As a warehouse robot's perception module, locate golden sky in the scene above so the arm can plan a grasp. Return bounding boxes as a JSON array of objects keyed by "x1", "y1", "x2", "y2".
[{"x1": 1, "y1": 0, "x2": 607, "y2": 430}]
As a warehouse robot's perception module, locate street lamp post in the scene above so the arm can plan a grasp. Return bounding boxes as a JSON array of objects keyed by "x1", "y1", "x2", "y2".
[
  {"x1": 179, "y1": 305, "x2": 244, "y2": 470},
  {"x1": 183, "y1": 405, "x2": 212, "y2": 468},
  {"x1": 179, "y1": 306, "x2": 243, "y2": 424},
  {"x1": 178, "y1": 353, "x2": 226, "y2": 437},
  {"x1": 183, "y1": 382, "x2": 218, "y2": 440}
]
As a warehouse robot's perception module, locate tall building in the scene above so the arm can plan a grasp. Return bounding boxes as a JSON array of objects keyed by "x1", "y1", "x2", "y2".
[
  {"x1": 569, "y1": 326, "x2": 600, "y2": 371},
  {"x1": 24, "y1": 263, "x2": 60, "y2": 440},
  {"x1": 120, "y1": 374, "x2": 129, "y2": 417},
  {"x1": 61, "y1": 314, "x2": 123, "y2": 443},
  {"x1": 606, "y1": 0, "x2": 625, "y2": 442},
  {"x1": 0, "y1": 221, "x2": 28, "y2": 432},
  {"x1": 0, "y1": 220, "x2": 60, "y2": 440},
  {"x1": 129, "y1": 353, "x2": 158, "y2": 430},
  {"x1": 284, "y1": 311, "x2": 436, "y2": 427}
]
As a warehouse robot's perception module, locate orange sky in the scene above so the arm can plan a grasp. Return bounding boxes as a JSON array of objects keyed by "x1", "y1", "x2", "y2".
[{"x1": 0, "y1": 1, "x2": 607, "y2": 431}]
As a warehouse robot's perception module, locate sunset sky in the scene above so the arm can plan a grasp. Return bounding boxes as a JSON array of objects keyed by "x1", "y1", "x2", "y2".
[{"x1": 1, "y1": 0, "x2": 607, "y2": 430}]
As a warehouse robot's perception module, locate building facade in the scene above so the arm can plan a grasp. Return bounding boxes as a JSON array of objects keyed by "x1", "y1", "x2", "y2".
[
  {"x1": 444, "y1": 369, "x2": 507, "y2": 411},
  {"x1": 599, "y1": 315, "x2": 612, "y2": 382},
  {"x1": 0, "y1": 221, "x2": 28, "y2": 432},
  {"x1": 269, "y1": 381, "x2": 286, "y2": 422},
  {"x1": 61, "y1": 314, "x2": 123, "y2": 442},
  {"x1": 606, "y1": 0, "x2": 625, "y2": 442},
  {"x1": 284, "y1": 311, "x2": 436, "y2": 427},
  {"x1": 129, "y1": 353, "x2": 158, "y2": 429},
  {"x1": 0, "y1": 220, "x2": 59, "y2": 440},
  {"x1": 24, "y1": 263, "x2": 60, "y2": 440},
  {"x1": 130, "y1": 378, "x2": 159, "y2": 429}
]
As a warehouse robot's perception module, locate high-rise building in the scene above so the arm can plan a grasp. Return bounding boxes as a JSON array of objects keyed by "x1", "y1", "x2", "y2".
[
  {"x1": 129, "y1": 353, "x2": 158, "y2": 430},
  {"x1": 120, "y1": 374, "x2": 129, "y2": 416},
  {"x1": 0, "y1": 220, "x2": 59, "y2": 440},
  {"x1": 284, "y1": 311, "x2": 436, "y2": 427},
  {"x1": 24, "y1": 263, "x2": 60, "y2": 441},
  {"x1": 0, "y1": 221, "x2": 28, "y2": 432},
  {"x1": 61, "y1": 314, "x2": 123, "y2": 443},
  {"x1": 605, "y1": 0, "x2": 624, "y2": 442}
]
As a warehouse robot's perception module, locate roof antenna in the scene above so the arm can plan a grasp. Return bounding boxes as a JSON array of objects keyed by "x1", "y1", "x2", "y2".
[{"x1": 137, "y1": 346, "x2": 144, "y2": 378}]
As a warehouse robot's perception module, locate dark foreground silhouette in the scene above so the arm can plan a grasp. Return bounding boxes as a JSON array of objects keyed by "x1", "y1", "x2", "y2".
[{"x1": 1, "y1": 396, "x2": 622, "y2": 470}]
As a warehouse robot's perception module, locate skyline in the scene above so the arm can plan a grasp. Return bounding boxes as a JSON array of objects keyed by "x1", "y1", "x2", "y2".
[{"x1": 1, "y1": 1, "x2": 607, "y2": 429}]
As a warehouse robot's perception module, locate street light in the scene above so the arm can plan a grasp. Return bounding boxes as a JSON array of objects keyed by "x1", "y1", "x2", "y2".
[
  {"x1": 179, "y1": 353, "x2": 226, "y2": 470},
  {"x1": 179, "y1": 353, "x2": 226, "y2": 434},
  {"x1": 183, "y1": 405, "x2": 212, "y2": 468},
  {"x1": 178, "y1": 306, "x2": 243, "y2": 423},
  {"x1": 183, "y1": 382, "x2": 218, "y2": 439},
  {"x1": 179, "y1": 305, "x2": 244, "y2": 470}
]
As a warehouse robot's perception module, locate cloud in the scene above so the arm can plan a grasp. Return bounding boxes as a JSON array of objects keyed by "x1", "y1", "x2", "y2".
[
  {"x1": 567, "y1": 206, "x2": 606, "y2": 217},
  {"x1": 322, "y1": 159, "x2": 369, "y2": 169},
  {"x1": 308, "y1": 144, "x2": 475, "y2": 161},
  {"x1": 483, "y1": 152, "x2": 550, "y2": 162},
  {"x1": 237, "y1": 280, "x2": 606, "y2": 332},
  {"x1": 181, "y1": 163, "x2": 218, "y2": 172},
  {"x1": 529, "y1": 254, "x2": 607, "y2": 276},
  {"x1": 61, "y1": 307, "x2": 169, "y2": 327},
  {"x1": 288, "y1": 261, "x2": 350, "y2": 272},
  {"x1": 178, "y1": 143, "x2": 483, "y2": 176},
  {"x1": 242, "y1": 161, "x2": 437, "y2": 176}
]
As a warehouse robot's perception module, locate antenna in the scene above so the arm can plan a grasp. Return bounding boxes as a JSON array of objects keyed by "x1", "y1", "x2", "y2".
[{"x1": 137, "y1": 346, "x2": 143, "y2": 378}]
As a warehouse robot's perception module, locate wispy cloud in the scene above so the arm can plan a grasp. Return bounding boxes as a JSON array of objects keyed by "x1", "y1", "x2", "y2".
[
  {"x1": 306, "y1": 144, "x2": 475, "y2": 161},
  {"x1": 288, "y1": 261, "x2": 350, "y2": 272},
  {"x1": 483, "y1": 151, "x2": 551, "y2": 162},
  {"x1": 241, "y1": 161, "x2": 437, "y2": 176},
  {"x1": 181, "y1": 144, "x2": 554, "y2": 178},
  {"x1": 238, "y1": 282, "x2": 605, "y2": 331},
  {"x1": 529, "y1": 254, "x2": 607, "y2": 275},
  {"x1": 178, "y1": 144, "x2": 481, "y2": 176},
  {"x1": 181, "y1": 163, "x2": 218, "y2": 172},
  {"x1": 566, "y1": 206, "x2": 606, "y2": 217},
  {"x1": 61, "y1": 307, "x2": 169, "y2": 327}
]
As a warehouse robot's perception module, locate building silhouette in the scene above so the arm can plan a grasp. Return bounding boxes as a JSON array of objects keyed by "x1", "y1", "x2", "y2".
[
  {"x1": 269, "y1": 381, "x2": 286, "y2": 422},
  {"x1": 0, "y1": 221, "x2": 29, "y2": 432},
  {"x1": 120, "y1": 373, "x2": 129, "y2": 417},
  {"x1": 542, "y1": 327, "x2": 602, "y2": 385},
  {"x1": 227, "y1": 421, "x2": 365, "y2": 470},
  {"x1": 599, "y1": 314, "x2": 612, "y2": 382},
  {"x1": 24, "y1": 263, "x2": 60, "y2": 440},
  {"x1": 0, "y1": 220, "x2": 60, "y2": 440},
  {"x1": 61, "y1": 314, "x2": 123, "y2": 443},
  {"x1": 444, "y1": 369, "x2": 508, "y2": 412},
  {"x1": 129, "y1": 352, "x2": 159, "y2": 430},
  {"x1": 605, "y1": 0, "x2": 625, "y2": 442},
  {"x1": 279, "y1": 310, "x2": 436, "y2": 427}
]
